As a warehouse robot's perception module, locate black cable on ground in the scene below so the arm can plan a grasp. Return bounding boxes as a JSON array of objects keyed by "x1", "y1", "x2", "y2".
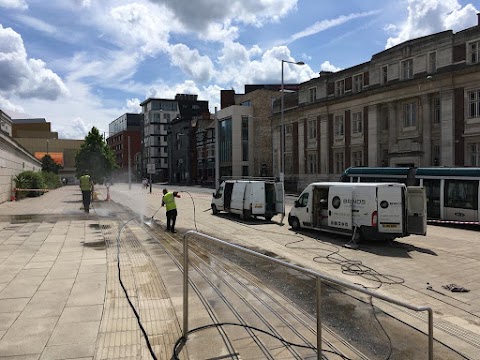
[{"x1": 172, "y1": 322, "x2": 353, "y2": 360}]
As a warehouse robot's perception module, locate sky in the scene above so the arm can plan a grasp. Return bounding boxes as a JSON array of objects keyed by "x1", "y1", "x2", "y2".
[{"x1": 0, "y1": 0, "x2": 478, "y2": 139}]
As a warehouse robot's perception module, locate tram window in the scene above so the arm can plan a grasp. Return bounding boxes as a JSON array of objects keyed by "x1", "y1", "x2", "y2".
[{"x1": 445, "y1": 180, "x2": 478, "y2": 210}]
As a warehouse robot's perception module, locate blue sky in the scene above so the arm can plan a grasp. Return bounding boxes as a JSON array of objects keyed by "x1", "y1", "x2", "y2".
[{"x1": 0, "y1": 0, "x2": 478, "y2": 139}]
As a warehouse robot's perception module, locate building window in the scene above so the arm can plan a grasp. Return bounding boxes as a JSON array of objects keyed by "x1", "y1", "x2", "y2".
[
  {"x1": 309, "y1": 87, "x2": 317, "y2": 103},
  {"x1": 469, "y1": 143, "x2": 480, "y2": 166},
  {"x1": 469, "y1": 40, "x2": 480, "y2": 64},
  {"x1": 334, "y1": 115, "x2": 344, "y2": 136},
  {"x1": 335, "y1": 79, "x2": 345, "y2": 96},
  {"x1": 381, "y1": 106, "x2": 389, "y2": 130},
  {"x1": 468, "y1": 90, "x2": 480, "y2": 118},
  {"x1": 307, "y1": 153, "x2": 317, "y2": 174},
  {"x1": 433, "y1": 145, "x2": 440, "y2": 165},
  {"x1": 401, "y1": 59, "x2": 413, "y2": 80},
  {"x1": 219, "y1": 117, "x2": 232, "y2": 162},
  {"x1": 352, "y1": 111, "x2": 363, "y2": 134},
  {"x1": 242, "y1": 166, "x2": 249, "y2": 176},
  {"x1": 285, "y1": 124, "x2": 292, "y2": 135},
  {"x1": 308, "y1": 119, "x2": 317, "y2": 139},
  {"x1": 352, "y1": 150, "x2": 363, "y2": 166},
  {"x1": 334, "y1": 152, "x2": 344, "y2": 174},
  {"x1": 353, "y1": 74, "x2": 363, "y2": 92},
  {"x1": 242, "y1": 116, "x2": 249, "y2": 161},
  {"x1": 382, "y1": 66, "x2": 388, "y2": 84},
  {"x1": 403, "y1": 102, "x2": 417, "y2": 128},
  {"x1": 429, "y1": 52, "x2": 437, "y2": 73},
  {"x1": 433, "y1": 96, "x2": 441, "y2": 124}
]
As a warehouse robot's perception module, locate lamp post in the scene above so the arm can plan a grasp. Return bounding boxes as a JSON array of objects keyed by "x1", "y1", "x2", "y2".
[{"x1": 280, "y1": 59, "x2": 304, "y2": 182}]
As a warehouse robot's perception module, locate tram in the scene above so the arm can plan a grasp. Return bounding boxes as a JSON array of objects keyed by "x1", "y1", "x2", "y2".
[{"x1": 340, "y1": 167, "x2": 480, "y2": 224}]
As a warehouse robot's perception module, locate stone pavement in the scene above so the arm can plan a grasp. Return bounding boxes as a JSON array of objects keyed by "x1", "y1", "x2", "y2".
[
  {"x1": 1, "y1": 184, "x2": 480, "y2": 359},
  {"x1": 0, "y1": 186, "x2": 185, "y2": 360}
]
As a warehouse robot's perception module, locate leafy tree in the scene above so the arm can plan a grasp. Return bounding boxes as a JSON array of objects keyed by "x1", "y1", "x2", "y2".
[
  {"x1": 75, "y1": 127, "x2": 117, "y2": 184},
  {"x1": 41, "y1": 154, "x2": 62, "y2": 174}
]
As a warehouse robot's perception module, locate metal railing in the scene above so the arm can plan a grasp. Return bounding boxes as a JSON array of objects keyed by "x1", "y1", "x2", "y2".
[{"x1": 183, "y1": 230, "x2": 434, "y2": 360}]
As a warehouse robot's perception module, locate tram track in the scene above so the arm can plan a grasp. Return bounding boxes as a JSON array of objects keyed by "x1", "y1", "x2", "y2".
[
  {"x1": 94, "y1": 197, "x2": 472, "y2": 359},
  {"x1": 144, "y1": 219, "x2": 371, "y2": 360}
]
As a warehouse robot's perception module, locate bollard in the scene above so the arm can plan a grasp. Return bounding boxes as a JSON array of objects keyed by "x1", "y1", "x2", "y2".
[{"x1": 10, "y1": 188, "x2": 15, "y2": 201}]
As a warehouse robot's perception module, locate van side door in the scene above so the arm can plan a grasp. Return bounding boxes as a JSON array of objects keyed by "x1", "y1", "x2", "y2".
[
  {"x1": 328, "y1": 186, "x2": 353, "y2": 230},
  {"x1": 251, "y1": 182, "x2": 265, "y2": 215},
  {"x1": 230, "y1": 182, "x2": 247, "y2": 213},
  {"x1": 407, "y1": 186, "x2": 427, "y2": 235}
]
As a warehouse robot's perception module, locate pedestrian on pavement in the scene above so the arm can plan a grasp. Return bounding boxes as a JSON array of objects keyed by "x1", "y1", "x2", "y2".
[
  {"x1": 79, "y1": 171, "x2": 94, "y2": 213},
  {"x1": 162, "y1": 188, "x2": 180, "y2": 233}
]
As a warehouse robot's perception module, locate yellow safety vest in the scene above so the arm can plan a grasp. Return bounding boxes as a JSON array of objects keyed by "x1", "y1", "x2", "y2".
[
  {"x1": 163, "y1": 192, "x2": 177, "y2": 211},
  {"x1": 79, "y1": 175, "x2": 92, "y2": 191}
]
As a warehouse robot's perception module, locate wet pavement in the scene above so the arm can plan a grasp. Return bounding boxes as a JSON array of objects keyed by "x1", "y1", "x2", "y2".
[{"x1": 0, "y1": 184, "x2": 479, "y2": 359}]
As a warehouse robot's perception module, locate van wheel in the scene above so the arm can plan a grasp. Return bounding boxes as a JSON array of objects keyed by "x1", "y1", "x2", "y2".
[
  {"x1": 211, "y1": 204, "x2": 219, "y2": 215},
  {"x1": 265, "y1": 215, "x2": 273, "y2": 221},
  {"x1": 290, "y1": 217, "x2": 301, "y2": 230}
]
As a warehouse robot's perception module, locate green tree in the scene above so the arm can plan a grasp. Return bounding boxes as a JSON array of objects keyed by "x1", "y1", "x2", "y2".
[
  {"x1": 41, "y1": 154, "x2": 62, "y2": 174},
  {"x1": 75, "y1": 127, "x2": 117, "y2": 184}
]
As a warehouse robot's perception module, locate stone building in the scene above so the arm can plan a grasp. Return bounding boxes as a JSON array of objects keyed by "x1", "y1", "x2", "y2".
[
  {"x1": 140, "y1": 94, "x2": 209, "y2": 182},
  {"x1": 11, "y1": 118, "x2": 82, "y2": 184},
  {"x1": 106, "y1": 113, "x2": 142, "y2": 182},
  {"x1": 217, "y1": 88, "x2": 282, "y2": 181},
  {"x1": 272, "y1": 17, "x2": 480, "y2": 191},
  {"x1": 0, "y1": 110, "x2": 42, "y2": 204}
]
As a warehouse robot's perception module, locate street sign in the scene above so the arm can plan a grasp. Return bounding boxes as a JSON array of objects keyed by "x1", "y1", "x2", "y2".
[{"x1": 147, "y1": 163, "x2": 156, "y2": 174}]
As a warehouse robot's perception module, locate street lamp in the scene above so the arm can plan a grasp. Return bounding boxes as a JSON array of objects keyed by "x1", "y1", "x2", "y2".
[{"x1": 280, "y1": 59, "x2": 304, "y2": 182}]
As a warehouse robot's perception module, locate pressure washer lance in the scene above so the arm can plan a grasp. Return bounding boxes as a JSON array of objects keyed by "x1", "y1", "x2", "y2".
[{"x1": 150, "y1": 190, "x2": 182, "y2": 221}]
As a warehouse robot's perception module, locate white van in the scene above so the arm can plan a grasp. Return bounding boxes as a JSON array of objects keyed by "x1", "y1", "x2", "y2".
[
  {"x1": 211, "y1": 179, "x2": 285, "y2": 221},
  {"x1": 288, "y1": 182, "x2": 427, "y2": 241}
]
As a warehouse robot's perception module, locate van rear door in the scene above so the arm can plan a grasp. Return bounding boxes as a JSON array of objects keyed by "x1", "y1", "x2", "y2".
[
  {"x1": 328, "y1": 186, "x2": 353, "y2": 230},
  {"x1": 377, "y1": 184, "x2": 404, "y2": 234},
  {"x1": 251, "y1": 182, "x2": 265, "y2": 215},
  {"x1": 275, "y1": 182, "x2": 285, "y2": 216},
  {"x1": 406, "y1": 186, "x2": 427, "y2": 235}
]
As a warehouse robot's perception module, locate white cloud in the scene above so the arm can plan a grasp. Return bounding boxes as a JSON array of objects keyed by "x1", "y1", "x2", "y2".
[
  {"x1": 168, "y1": 44, "x2": 215, "y2": 83},
  {"x1": 284, "y1": 10, "x2": 380, "y2": 44},
  {"x1": 123, "y1": 98, "x2": 141, "y2": 113},
  {"x1": 320, "y1": 61, "x2": 342, "y2": 72},
  {"x1": 150, "y1": 0, "x2": 297, "y2": 32},
  {"x1": 386, "y1": 0, "x2": 479, "y2": 48},
  {"x1": 0, "y1": 25, "x2": 68, "y2": 100},
  {"x1": 0, "y1": 0, "x2": 27, "y2": 10},
  {"x1": 0, "y1": 94, "x2": 25, "y2": 113},
  {"x1": 107, "y1": 2, "x2": 175, "y2": 55},
  {"x1": 15, "y1": 15, "x2": 57, "y2": 34}
]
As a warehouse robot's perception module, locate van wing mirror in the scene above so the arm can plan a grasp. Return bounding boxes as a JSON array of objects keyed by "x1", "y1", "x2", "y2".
[{"x1": 294, "y1": 200, "x2": 299, "y2": 208}]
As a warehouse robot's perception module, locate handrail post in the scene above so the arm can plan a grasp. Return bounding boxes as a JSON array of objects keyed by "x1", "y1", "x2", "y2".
[
  {"x1": 428, "y1": 309, "x2": 433, "y2": 360},
  {"x1": 183, "y1": 234, "x2": 189, "y2": 339},
  {"x1": 316, "y1": 277, "x2": 322, "y2": 360}
]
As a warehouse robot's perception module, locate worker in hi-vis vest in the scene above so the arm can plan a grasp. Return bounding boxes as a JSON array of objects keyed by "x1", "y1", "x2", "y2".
[
  {"x1": 162, "y1": 188, "x2": 180, "y2": 233},
  {"x1": 79, "y1": 172, "x2": 94, "y2": 213}
]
